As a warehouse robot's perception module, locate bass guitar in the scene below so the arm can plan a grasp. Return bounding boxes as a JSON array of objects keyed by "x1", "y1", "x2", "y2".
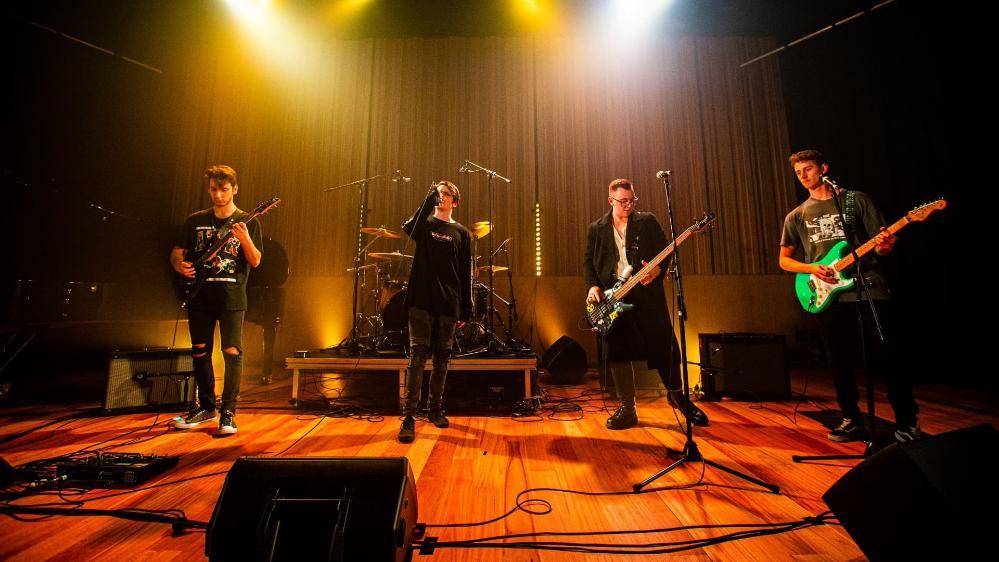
[{"x1": 586, "y1": 212, "x2": 716, "y2": 334}]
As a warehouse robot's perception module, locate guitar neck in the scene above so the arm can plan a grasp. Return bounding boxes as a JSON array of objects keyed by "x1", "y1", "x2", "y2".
[
  {"x1": 834, "y1": 214, "x2": 910, "y2": 271},
  {"x1": 194, "y1": 211, "x2": 257, "y2": 265},
  {"x1": 615, "y1": 227, "x2": 695, "y2": 300}
]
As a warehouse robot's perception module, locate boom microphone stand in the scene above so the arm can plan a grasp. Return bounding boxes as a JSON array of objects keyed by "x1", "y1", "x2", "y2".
[
  {"x1": 634, "y1": 170, "x2": 779, "y2": 494},
  {"x1": 459, "y1": 159, "x2": 511, "y2": 354}
]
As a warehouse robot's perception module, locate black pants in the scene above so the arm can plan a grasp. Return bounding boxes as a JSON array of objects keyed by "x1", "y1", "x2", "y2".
[
  {"x1": 403, "y1": 307, "x2": 457, "y2": 415},
  {"x1": 816, "y1": 299, "x2": 918, "y2": 426},
  {"x1": 188, "y1": 308, "x2": 245, "y2": 413}
]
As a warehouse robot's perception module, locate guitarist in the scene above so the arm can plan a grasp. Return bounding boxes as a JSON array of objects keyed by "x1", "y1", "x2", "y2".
[
  {"x1": 170, "y1": 165, "x2": 262, "y2": 435},
  {"x1": 779, "y1": 150, "x2": 922, "y2": 443},
  {"x1": 584, "y1": 179, "x2": 707, "y2": 430}
]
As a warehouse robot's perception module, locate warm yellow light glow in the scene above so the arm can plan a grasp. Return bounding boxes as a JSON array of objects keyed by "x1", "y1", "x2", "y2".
[
  {"x1": 327, "y1": 0, "x2": 375, "y2": 24},
  {"x1": 222, "y1": 0, "x2": 325, "y2": 85},
  {"x1": 511, "y1": 0, "x2": 561, "y2": 34}
]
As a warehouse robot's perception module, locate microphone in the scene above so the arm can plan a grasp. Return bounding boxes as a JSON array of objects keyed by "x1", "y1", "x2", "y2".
[
  {"x1": 392, "y1": 170, "x2": 411, "y2": 183},
  {"x1": 459, "y1": 161, "x2": 472, "y2": 173},
  {"x1": 656, "y1": 170, "x2": 671, "y2": 179}
]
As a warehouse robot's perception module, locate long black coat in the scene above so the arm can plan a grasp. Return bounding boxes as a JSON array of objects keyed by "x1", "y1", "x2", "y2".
[{"x1": 583, "y1": 210, "x2": 679, "y2": 371}]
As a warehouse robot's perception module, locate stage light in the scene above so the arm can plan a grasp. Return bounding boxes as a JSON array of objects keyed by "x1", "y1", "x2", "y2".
[
  {"x1": 328, "y1": 0, "x2": 375, "y2": 24},
  {"x1": 590, "y1": 0, "x2": 673, "y2": 61},
  {"x1": 511, "y1": 0, "x2": 558, "y2": 33},
  {"x1": 534, "y1": 202, "x2": 542, "y2": 276}
]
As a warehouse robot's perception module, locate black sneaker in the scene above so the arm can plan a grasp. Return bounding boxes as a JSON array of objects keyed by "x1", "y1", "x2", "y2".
[
  {"x1": 828, "y1": 418, "x2": 868, "y2": 442},
  {"x1": 894, "y1": 424, "x2": 925, "y2": 443},
  {"x1": 428, "y1": 410, "x2": 450, "y2": 429},
  {"x1": 668, "y1": 391, "x2": 709, "y2": 427},
  {"x1": 217, "y1": 410, "x2": 237, "y2": 435},
  {"x1": 173, "y1": 408, "x2": 217, "y2": 429},
  {"x1": 606, "y1": 405, "x2": 638, "y2": 430},
  {"x1": 398, "y1": 415, "x2": 415, "y2": 443}
]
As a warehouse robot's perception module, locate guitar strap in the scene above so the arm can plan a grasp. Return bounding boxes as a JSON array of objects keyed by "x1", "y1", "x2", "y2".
[{"x1": 843, "y1": 190, "x2": 857, "y2": 234}]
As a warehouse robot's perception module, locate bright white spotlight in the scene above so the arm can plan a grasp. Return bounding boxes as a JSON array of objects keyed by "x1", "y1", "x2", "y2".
[{"x1": 593, "y1": 0, "x2": 673, "y2": 59}]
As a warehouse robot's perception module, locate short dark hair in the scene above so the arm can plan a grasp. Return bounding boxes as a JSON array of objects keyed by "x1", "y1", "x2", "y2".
[
  {"x1": 204, "y1": 164, "x2": 237, "y2": 187},
  {"x1": 788, "y1": 150, "x2": 826, "y2": 168},
  {"x1": 436, "y1": 180, "x2": 460, "y2": 202},
  {"x1": 608, "y1": 178, "x2": 634, "y2": 193}
]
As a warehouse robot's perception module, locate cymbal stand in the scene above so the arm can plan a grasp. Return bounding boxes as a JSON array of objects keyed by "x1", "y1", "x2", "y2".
[{"x1": 459, "y1": 159, "x2": 511, "y2": 353}]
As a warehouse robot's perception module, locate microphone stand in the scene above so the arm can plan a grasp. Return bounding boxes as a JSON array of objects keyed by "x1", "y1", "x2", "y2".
[
  {"x1": 322, "y1": 173, "x2": 390, "y2": 355},
  {"x1": 634, "y1": 171, "x2": 779, "y2": 494},
  {"x1": 792, "y1": 178, "x2": 886, "y2": 463},
  {"x1": 459, "y1": 159, "x2": 511, "y2": 354}
]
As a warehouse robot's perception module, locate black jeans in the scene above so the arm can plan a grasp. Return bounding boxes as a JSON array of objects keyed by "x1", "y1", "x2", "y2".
[
  {"x1": 188, "y1": 308, "x2": 245, "y2": 413},
  {"x1": 816, "y1": 299, "x2": 918, "y2": 426},
  {"x1": 403, "y1": 307, "x2": 457, "y2": 415}
]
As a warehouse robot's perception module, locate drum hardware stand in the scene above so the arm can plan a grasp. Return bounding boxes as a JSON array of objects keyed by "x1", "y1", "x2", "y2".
[
  {"x1": 459, "y1": 159, "x2": 512, "y2": 354},
  {"x1": 322, "y1": 173, "x2": 398, "y2": 355}
]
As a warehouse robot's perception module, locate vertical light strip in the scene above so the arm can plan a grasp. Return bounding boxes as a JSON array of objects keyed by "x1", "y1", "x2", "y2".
[{"x1": 534, "y1": 202, "x2": 542, "y2": 276}]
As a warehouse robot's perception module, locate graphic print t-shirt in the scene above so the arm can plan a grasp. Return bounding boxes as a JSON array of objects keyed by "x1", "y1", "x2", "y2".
[
  {"x1": 178, "y1": 209, "x2": 262, "y2": 311},
  {"x1": 780, "y1": 191, "x2": 889, "y2": 301}
]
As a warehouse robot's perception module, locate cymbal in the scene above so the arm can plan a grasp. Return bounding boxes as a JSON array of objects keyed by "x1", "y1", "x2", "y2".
[
  {"x1": 476, "y1": 265, "x2": 508, "y2": 274},
  {"x1": 360, "y1": 227, "x2": 402, "y2": 239},
  {"x1": 470, "y1": 221, "x2": 491, "y2": 239},
  {"x1": 368, "y1": 251, "x2": 413, "y2": 261}
]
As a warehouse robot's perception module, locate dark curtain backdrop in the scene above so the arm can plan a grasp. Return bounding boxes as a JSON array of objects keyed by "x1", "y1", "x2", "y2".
[{"x1": 167, "y1": 34, "x2": 793, "y2": 279}]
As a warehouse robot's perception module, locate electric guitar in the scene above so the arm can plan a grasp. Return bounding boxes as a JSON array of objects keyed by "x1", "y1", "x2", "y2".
[
  {"x1": 795, "y1": 198, "x2": 946, "y2": 313},
  {"x1": 177, "y1": 196, "x2": 281, "y2": 308},
  {"x1": 585, "y1": 212, "x2": 716, "y2": 334}
]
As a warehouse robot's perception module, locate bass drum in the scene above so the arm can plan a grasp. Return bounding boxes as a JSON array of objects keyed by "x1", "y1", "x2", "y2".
[{"x1": 379, "y1": 288, "x2": 409, "y2": 350}]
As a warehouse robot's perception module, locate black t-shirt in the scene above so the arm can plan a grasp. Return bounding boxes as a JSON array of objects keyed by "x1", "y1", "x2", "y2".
[
  {"x1": 402, "y1": 192, "x2": 472, "y2": 321},
  {"x1": 177, "y1": 208, "x2": 262, "y2": 311},
  {"x1": 780, "y1": 191, "x2": 889, "y2": 301}
]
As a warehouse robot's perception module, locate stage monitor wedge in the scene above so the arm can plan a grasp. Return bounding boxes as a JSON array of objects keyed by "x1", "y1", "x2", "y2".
[{"x1": 207, "y1": 456, "x2": 418, "y2": 562}]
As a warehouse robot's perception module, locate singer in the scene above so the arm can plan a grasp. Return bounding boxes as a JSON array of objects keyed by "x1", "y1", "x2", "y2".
[
  {"x1": 583, "y1": 178, "x2": 707, "y2": 430},
  {"x1": 397, "y1": 180, "x2": 473, "y2": 443},
  {"x1": 778, "y1": 149, "x2": 922, "y2": 443}
]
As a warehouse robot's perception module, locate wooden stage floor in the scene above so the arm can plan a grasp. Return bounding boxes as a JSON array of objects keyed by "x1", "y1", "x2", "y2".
[{"x1": 1, "y1": 368, "x2": 996, "y2": 561}]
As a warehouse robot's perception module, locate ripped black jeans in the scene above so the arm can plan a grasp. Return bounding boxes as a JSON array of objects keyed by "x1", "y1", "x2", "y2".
[{"x1": 187, "y1": 308, "x2": 244, "y2": 413}]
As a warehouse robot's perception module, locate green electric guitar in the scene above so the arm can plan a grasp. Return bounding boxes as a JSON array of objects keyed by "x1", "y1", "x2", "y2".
[{"x1": 795, "y1": 198, "x2": 946, "y2": 313}]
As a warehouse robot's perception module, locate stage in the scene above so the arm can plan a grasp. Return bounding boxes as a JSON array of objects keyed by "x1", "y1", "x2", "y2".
[{"x1": 2, "y1": 368, "x2": 996, "y2": 561}]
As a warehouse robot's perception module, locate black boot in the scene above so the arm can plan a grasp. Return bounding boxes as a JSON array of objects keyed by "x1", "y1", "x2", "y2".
[
  {"x1": 606, "y1": 405, "x2": 638, "y2": 430},
  {"x1": 668, "y1": 391, "x2": 709, "y2": 427},
  {"x1": 428, "y1": 410, "x2": 450, "y2": 428}
]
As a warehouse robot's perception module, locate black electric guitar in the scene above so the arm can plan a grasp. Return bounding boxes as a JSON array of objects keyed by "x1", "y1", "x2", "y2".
[
  {"x1": 585, "y1": 212, "x2": 716, "y2": 334},
  {"x1": 177, "y1": 196, "x2": 281, "y2": 308}
]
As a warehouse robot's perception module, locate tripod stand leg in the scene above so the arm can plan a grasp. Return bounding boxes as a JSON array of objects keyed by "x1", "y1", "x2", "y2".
[
  {"x1": 633, "y1": 454, "x2": 686, "y2": 492},
  {"x1": 702, "y1": 459, "x2": 781, "y2": 494}
]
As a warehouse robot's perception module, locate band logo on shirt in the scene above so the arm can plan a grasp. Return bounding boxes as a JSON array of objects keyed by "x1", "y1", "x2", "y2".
[
  {"x1": 431, "y1": 231, "x2": 454, "y2": 243},
  {"x1": 805, "y1": 214, "x2": 845, "y2": 245}
]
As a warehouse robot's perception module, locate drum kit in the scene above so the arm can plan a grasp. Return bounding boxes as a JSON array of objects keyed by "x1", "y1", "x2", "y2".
[{"x1": 340, "y1": 222, "x2": 521, "y2": 356}]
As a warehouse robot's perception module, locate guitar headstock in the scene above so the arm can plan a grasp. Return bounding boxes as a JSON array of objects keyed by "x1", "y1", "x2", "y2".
[
  {"x1": 691, "y1": 211, "x2": 717, "y2": 233},
  {"x1": 252, "y1": 196, "x2": 281, "y2": 217},
  {"x1": 907, "y1": 198, "x2": 946, "y2": 222}
]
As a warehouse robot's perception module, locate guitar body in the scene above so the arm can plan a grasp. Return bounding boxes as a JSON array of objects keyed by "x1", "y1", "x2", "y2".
[
  {"x1": 585, "y1": 282, "x2": 634, "y2": 335},
  {"x1": 795, "y1": 240, "x2": 853, "y2": 314}
]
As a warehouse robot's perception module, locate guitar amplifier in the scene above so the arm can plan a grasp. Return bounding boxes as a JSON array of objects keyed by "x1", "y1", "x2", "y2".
[
  {"x1": 105, "y1": 348, "x2": 195, "y2": 413},
  {"x1": 699, "y1": 333, "x2": 790, "y2": 401}
]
